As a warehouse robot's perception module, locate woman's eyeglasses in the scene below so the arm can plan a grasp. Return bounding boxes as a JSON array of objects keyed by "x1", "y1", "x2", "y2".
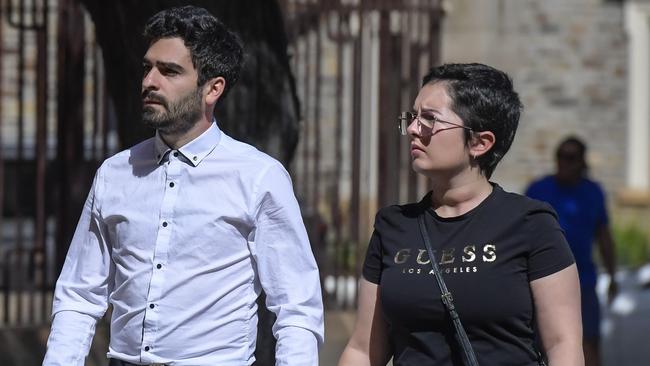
[{"x1": 397, "y1": 111, "x2": 473, "y2": 136}]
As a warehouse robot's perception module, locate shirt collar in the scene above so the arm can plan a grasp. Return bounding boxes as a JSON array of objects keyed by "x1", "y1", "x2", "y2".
[{"x1": 153, "y1": 121, "x2": 222, "y2": 166}]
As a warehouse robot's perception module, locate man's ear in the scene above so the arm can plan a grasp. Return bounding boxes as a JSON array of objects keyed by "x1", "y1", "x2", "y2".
[
  {"x1": 204, "y1": 76, "x2": 226, "y2": 105},
  {"x1": 469, "y1": 130, "x2": 496, "y2": 158}
]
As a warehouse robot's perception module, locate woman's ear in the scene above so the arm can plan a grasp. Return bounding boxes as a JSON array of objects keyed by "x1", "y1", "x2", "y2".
[
  {"x1": 204, "y1": 76, "x2": 226, "y2": 106},
  {"x1": 469, "y1": 130, "x2": 496, "y2": 158}
]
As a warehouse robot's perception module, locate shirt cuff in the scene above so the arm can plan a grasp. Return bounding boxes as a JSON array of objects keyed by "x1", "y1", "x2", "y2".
[
  {"x1": 275, "y1": 326, "x2": 321, "y2": 366},
  {"x1": 43, "y1": 310, "x2": 98, "y2": 366}
]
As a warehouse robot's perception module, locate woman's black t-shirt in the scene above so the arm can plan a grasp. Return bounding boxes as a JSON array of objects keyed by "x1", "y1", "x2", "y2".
[{"x1": 362, "y1": 184, "x2": 575, "y2": 366}]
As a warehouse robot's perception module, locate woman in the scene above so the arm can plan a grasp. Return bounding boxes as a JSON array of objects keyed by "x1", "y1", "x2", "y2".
[{"x1": 338, "y1": 63, "x2": 583, "y2": 365}]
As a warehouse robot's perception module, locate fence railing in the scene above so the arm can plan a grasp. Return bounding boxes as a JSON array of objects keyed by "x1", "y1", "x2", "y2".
[{"x1": 281, "y1": 0, "x2": 444, "y2": 309}]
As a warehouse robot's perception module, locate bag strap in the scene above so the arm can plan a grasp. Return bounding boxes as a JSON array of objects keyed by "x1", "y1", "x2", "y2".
[{"x1": 417, "y1": 213, "x2": 479, "y2": 366}]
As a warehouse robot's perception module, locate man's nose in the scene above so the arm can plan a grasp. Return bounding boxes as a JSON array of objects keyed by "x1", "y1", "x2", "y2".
[{"x1": 142, "y1": 68, "x2": 160, "y2": 90}]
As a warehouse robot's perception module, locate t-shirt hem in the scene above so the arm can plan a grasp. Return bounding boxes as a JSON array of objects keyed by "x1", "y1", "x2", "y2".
[{"x1": 362, "y1": 269, "x2": 380, "y2": 284}]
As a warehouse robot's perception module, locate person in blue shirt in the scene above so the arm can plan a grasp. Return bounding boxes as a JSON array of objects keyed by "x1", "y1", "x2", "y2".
[{"x1": 526, "y1": 136, "x2": 618, "y2": 366}]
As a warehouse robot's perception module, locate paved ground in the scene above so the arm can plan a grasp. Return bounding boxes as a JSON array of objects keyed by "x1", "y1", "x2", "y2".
[
  {"x1": 320, "y1": 310, "x2": 355, "y2": 366},
  {"x1": 600, "y1": 267, "x2": 650, "y2": 365}
]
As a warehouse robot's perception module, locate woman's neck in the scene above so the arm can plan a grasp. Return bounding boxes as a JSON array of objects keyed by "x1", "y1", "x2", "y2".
[{"x1": 429, "y1": 175, "x2": 493, "y2": 218}]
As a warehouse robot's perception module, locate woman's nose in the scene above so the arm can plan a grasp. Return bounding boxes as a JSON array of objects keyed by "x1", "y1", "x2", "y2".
[{"x1": 406, "y1": 117, "x2": 419, "y2": 137}]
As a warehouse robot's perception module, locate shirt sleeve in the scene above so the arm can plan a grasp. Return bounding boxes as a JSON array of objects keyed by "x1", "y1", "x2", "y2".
[
  {"x1": 249, "y1": 162, "x2": 324, "y2": 365},
  {"x1": 526, "y1": 203, "x2": 576, "y2": 282},
  {"x1": 593, "y1": 182, "x2": 609, "y2": 227},
  {"x1": 362, "y1": 229, "x2": 383, "y2": 284},
  {"x1": 43, "y1": 311, "x2": 98, "y2": 366},
  {"x1": 44, "y1": 169, "x2": 114, "y2": 365}
]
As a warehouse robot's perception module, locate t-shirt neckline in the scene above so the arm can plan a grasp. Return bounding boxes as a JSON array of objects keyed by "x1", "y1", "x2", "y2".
[{"x1": 424, "y1": 183, "x2": 501, "y2": 223}]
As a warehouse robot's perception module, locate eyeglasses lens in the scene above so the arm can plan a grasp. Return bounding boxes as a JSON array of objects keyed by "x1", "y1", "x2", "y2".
[{"x1": 398, "y1": 112, "x2": 411, "y2": 136}]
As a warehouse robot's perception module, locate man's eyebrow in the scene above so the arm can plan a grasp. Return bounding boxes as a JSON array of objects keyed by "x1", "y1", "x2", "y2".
[
  {"x1": 156, "y1": 61, "x2": 185, "y2": 72},
  {"x1": 141, "y1": 59, "x2": 185, "y2": 72}
]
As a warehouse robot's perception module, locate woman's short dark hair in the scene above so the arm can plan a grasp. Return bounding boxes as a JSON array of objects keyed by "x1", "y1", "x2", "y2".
[
  {"x1": 143, "y1": 5, "x2": 243, "y2": 98},
  {"x1": 422, "y1": 63, "x2": 523, "y2": 178}
]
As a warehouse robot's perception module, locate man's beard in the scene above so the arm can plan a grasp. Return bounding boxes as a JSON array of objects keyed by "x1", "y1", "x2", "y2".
[{"x1": 142, "y1": 87, "x2": 203, "y2": 135}]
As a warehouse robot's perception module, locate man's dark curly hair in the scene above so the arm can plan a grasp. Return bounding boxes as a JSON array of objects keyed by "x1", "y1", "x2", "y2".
[
  {"x1": 143, "y1": 5, "x2": 243, "y2": 99},
  {"x1": 422, "y1": 63, "x2": 523, "y2": 178}
]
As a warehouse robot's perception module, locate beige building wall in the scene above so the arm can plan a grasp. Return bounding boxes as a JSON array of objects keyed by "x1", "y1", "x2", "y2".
[{"x1": 440, "y1": 0, "x2": 633, "y2": 209}]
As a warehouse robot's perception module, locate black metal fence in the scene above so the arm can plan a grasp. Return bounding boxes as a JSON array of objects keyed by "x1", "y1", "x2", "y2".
[
  {"x1": 0, "y1": 0, "x2": 446, "y2": 328},
  {"x1": 281, "y1": 0, "x2": 444, "y2": 308},
  {"x1": 0, "y1": 0, "x2": 115, "y2": 326}
]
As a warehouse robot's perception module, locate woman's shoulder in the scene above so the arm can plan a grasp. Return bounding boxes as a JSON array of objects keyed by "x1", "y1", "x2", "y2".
[
  {"x1": 492, "y1": 184, "x2": 557, "y2": 218},
  {"x1": 374, "y1": 194, "x2": 429, "y2": 225}
]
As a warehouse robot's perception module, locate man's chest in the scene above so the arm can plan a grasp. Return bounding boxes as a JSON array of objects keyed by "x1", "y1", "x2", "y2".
[{"x1": 99, "y1": 171, "x2": 255, "y2": 262}]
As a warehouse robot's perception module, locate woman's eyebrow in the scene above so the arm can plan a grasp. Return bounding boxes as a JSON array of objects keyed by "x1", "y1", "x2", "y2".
[{"x1": 420, "y1": 107, "x2": 442, "y2": 114}]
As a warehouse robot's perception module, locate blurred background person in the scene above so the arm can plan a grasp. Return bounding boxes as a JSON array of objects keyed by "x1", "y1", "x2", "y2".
[{"x1": 526, "y1": 136, "x2": 618, "y2": 366}]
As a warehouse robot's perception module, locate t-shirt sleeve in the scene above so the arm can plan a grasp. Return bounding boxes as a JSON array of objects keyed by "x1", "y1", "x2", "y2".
[
  {"x1": 362, "y1": 229, "x2": 383, "y2": 284},
  {"x1": 593, "y1": 183, "x2": 609, "y2": 227},
  {"x1": 526, "y1": 203, "x2": 576, "y2": 282}
]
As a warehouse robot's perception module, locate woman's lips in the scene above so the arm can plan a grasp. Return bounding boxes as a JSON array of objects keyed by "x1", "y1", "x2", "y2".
[{"x1": 410, "y1": 143, "x2": 425, "y2": 155}]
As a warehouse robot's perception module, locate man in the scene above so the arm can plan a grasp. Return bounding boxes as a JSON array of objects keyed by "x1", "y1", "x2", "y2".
[
  {"x1": 526, "y1": 136, "x2": 617, "y2": 366},
  {"x1": 43, "y1": 6, "x2": 324, "y2": 366}
]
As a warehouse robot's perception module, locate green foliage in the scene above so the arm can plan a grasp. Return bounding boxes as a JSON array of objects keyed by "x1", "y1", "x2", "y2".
[{"x1": 613, "y1": 224, "x2": 650, "y2": 268}]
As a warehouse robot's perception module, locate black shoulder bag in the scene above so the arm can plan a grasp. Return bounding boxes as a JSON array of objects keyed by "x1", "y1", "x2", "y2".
[{"x1": 417, "y1": 214, "x2": 480, "y2": 366}]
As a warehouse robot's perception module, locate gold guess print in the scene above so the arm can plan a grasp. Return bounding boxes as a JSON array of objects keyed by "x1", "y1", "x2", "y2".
[{"x1": 394, "y1": 244, "x2": 497, "y2": 275}]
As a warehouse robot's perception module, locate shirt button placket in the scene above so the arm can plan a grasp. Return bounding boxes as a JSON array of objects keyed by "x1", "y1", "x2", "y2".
[{"x1": 143, "y1": 149, "x2": 181, "y2": 360}]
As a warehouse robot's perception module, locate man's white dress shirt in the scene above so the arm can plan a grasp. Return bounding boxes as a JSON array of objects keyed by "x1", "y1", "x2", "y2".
[{"x1": 43, "y1": 122, "x2": 324, "y2": 365}]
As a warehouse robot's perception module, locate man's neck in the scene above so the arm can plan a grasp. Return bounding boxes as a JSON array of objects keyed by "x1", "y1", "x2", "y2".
[
  {"x1": 554, "y1": 173, "x2": 582, "y2": 187},
  {"x1": 160, "y1": 117, "x2": 212, "y2": 150}
]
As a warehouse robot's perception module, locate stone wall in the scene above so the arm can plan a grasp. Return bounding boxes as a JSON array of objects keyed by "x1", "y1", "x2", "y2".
[{"x1": 441, "y1": 0, "x2": 629, "y2": 203}]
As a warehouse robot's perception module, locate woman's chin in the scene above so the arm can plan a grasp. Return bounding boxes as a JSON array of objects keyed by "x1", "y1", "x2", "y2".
[{"x1": 411, "y1": 159, "x2": 429, "y2": 175}]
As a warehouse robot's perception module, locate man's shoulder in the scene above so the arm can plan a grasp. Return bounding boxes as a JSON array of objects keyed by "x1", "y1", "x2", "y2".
[
  {"x1": 527, "y1": 175, "x2": 554, "y2": 189},
  {"x1": 580, "y1": 177, "x2": 604, "y2": 190},
  {"x1": 580, "y1": 177, "x2": 606, "y2": 199},
  {"x1": 217, "y1": 133, "x2": 281, "y2": 168},
  {"x1": 525, "y1": 175, "x2": 556, "y2": 198},
  {"x1": 97, "y1": 137, "x2": 156, "y2": 170}
]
